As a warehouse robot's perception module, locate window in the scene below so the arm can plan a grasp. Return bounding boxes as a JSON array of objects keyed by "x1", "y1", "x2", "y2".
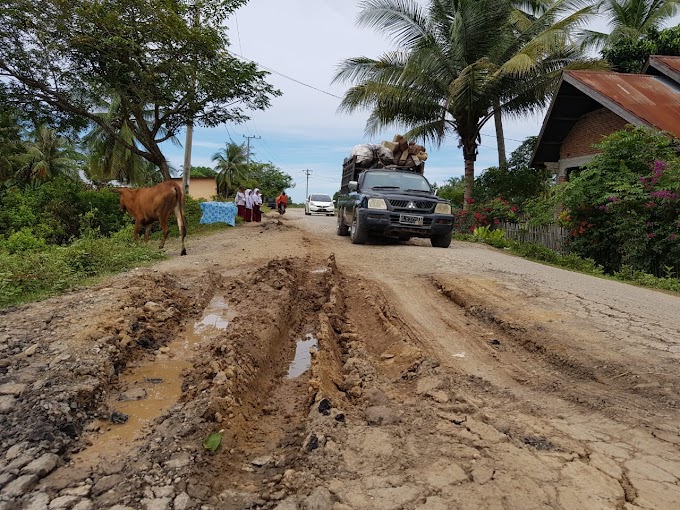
[{"x1": 310, "y1": 194, "x2": 332, "y2": 202}]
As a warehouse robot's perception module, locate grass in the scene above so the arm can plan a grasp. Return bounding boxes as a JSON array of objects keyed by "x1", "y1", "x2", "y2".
[
  {"x1": 0, "y1": 226, "x2": 166, "y2": 309},
  {"x1": 0, "y1": 201, "x2": 243, "y2": 310}
]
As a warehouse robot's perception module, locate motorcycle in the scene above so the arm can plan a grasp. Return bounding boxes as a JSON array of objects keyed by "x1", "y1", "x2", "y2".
[{"x1": 277, "y1": 203, "x2": 286, "y2": 215}]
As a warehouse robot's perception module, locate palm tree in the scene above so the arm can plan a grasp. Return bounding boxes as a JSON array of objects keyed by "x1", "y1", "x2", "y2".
[
  {"x1": 581, "y1": 0, "x2": 680, "y2": 49},
  {"x1": 492, "y1": 0, "x2": 608, "y2": 167},
  {"x1": 212, "y1": 142, "x2": 250, "y2": 197},
  {"x1": 334, "y1": 0, "x2": 601, "y2": 207},
  {"x1": 20, "y1": 125, "x2": 79, "y2": 181},
  {"x1": 82, "y1": 97, "x2": 164, "y2": 186}
]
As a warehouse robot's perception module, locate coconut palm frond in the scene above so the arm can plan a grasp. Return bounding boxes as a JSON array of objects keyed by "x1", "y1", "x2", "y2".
[{"x1": 357, "y1": 0, "x2": 430, "y2": 50}]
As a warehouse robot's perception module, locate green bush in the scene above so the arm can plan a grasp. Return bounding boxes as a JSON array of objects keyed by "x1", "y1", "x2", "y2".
[
  {"x1": 0, "y1": 178, "x2": 125, "y2": 246},
  {"x1": 456, "y1": 197, "x2": 519, "y2": 233},
  {"x1": 614, "y1": 265, "x2": 680, "y2": 293},
  {"x1": 473, "y1": 226, "x2": 509, "y2": 248},
  {"x1": 0, "y1": 225, "x2": 165, "y2": 309},
  {"x1": 0, "y1": 228, "x2": 48, "y2": 254},
  {"x1": 558, "y1": 126, "x2": 680, "y2": 275}
]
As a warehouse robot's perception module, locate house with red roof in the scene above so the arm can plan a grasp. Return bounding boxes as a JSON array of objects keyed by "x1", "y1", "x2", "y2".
[{"x1": 530, "y1": 55, "x2": 680, "y2": 183}]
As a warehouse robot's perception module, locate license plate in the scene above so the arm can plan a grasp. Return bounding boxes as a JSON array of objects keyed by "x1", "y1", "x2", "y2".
[{"x1": 399, "y1": 214, "x2": 423, "y2": 226}]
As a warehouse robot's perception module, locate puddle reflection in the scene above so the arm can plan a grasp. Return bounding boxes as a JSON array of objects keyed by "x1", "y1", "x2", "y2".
[
  {"x1": 76, "y1": 295, "x2": 235, "y2": 460},
  {"x1": 287, "y1": 333, "x2": 318, "y2": 379}
]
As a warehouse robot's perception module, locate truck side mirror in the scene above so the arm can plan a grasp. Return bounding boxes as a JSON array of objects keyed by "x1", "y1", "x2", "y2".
[{"x1": 348, "y1": 181, "x2": 358, "y2": 192}]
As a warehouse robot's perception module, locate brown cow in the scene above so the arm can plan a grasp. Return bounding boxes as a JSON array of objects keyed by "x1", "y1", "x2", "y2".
[{"x1": 112, "y1": 181, "x2": 187, "y2": 256}]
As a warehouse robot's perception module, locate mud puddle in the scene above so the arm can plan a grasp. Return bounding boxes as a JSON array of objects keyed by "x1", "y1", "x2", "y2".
[
  {"x1": 74, "y1": 295, "x2": 235, "y2": 463},
  {"x1": 287, "y1": 333, "x2": 318, "y2": 378}
]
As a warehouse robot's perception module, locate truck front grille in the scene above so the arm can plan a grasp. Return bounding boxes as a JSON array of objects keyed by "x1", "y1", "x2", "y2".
[{"x1": 389, "y1": 200, "x2": 434, "y2": 212}]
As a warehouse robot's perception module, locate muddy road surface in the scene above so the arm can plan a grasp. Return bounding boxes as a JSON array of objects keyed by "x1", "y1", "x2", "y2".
[{"x1": 1, "y1": 209, "x2": 679, "y2": 510}]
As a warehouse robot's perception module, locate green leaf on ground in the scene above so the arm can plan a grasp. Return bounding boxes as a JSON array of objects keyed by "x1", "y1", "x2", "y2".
[{"x1": 203, "y1": 430, "x2": 224, "y2": 452}]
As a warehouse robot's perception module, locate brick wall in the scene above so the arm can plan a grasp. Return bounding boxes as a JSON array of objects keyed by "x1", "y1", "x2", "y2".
[{"x1": 560, "y1": 108, "x2": 629, "y2": 160}]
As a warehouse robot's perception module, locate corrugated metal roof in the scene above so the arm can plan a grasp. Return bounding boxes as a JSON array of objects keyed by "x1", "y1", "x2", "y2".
[
  {"x1": 564, "y1": 71, "x2": 680, "y2": 138},
  {"x1": 645, "y1": 55, "x2": 680, "y2": 82},
  {"x1": 653, "y1": 56, "x2": 680, "y2": 73}
]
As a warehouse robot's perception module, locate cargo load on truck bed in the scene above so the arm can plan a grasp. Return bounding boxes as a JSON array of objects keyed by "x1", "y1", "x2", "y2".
[{"x1": 341, "y1": 135, "x2": 428, "y2": 193}]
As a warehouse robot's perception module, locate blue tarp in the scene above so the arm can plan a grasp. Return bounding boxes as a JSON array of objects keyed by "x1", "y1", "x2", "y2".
[{"x1": 199, "y1": 201, "x2": 238, "y2": 226}]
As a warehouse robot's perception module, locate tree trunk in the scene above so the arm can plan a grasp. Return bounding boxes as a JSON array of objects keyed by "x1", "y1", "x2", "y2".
[
  {"x1": 463, "y1": 158, "x2": 475, "y2": 210},
  {"x1": 493, "y1": 101, "x2": 507, "y2": 170},
  {"x1": 462, "y1": 141, "x2": 477, "y2": 210},
  {"x1": 158, "y1": 158, "x2": 171, "y2": 181}
]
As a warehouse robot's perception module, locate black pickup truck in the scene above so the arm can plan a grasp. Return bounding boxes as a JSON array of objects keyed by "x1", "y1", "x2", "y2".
[{"x1": 335, "y1": 156, "x2": 454, "y2": 248}]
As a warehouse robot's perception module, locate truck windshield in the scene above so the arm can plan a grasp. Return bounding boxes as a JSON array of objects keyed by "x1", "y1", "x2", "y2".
[{"x1": 363, "y1": 171, "x2": 431, "y2": 192}]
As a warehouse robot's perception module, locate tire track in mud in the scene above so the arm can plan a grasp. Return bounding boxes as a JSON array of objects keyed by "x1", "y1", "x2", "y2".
[
  {"x1": 6, "y1": 255, "x2": 347, "y2": 509},
  {"x1": 0, "y1": 269, "x2": 219, "y2": 507},
  {"x1": 429, "y1": 275, "x2": 679, "y2": 424},
  {"x1": 309, "y1": 270, "x2": 680, "y2": 510}
]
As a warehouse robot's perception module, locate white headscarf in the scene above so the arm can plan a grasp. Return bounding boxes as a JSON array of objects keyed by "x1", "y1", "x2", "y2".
[
  {"x1": 235, "y1": 188, "x2": 246, "y2": 206},
  {"x1": 245, "y1": 189, "x2": 253, "y2": 209},
  {"x1": 253, "y1": 188, "x2": 262, "y2": 206}
]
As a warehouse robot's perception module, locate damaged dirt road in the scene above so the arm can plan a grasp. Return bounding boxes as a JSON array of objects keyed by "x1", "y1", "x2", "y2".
[{"x1": 1, "y1": 209, "x2": 679, "y2": 510}]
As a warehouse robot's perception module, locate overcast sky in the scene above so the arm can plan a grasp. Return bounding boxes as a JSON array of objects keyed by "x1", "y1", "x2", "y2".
[{"x1": 163, "y1": 0, "x2": 679, "y2": 203}]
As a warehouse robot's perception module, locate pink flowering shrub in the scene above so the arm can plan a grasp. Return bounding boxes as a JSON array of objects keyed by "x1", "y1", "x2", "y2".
[
  {"x1": 559, "y1": 127, "x2": 680, "y2": 275},
  {"x1": 456, "y1": 197, "x2": 519, "y2": 233}
]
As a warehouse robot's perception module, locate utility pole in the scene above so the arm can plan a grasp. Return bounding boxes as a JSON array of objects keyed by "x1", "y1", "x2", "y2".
[
  {"x1": 303, "y1": 169, "x2": 312, "y2": 200},
  {"x1": 243, "y1": 134, "x2": 261, "y2": 166},
  {"x1": 182, "y1": 6, "x2": 200, "y2": 196},
  {"x1": 182, "y1": 126, "x2": 193, "y2": 195}
]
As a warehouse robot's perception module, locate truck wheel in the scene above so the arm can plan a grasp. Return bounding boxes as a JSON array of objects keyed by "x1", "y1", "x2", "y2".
[
  {"x1": 431, "y1": 234, "x2": 452, "y2": 248},
  {"x1": 350, "y1": 212, "x2": 367, "y2": 244},
  {"x1": 336, "y1": 209, "x2": 350, "y2": 236}
]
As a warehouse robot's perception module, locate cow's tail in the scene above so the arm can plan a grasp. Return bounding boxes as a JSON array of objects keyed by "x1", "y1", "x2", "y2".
[{"x1": 174, "y1": 183, "x2": 187, "y2": 256}]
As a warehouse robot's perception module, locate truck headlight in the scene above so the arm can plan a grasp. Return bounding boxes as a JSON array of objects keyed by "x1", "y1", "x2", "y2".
[
  {"x1": 435, "y1": 203, "x2": 452, "y2": 214},
  {"x1": 367, "y1": 198, "x2": 387, "y2": 210}
]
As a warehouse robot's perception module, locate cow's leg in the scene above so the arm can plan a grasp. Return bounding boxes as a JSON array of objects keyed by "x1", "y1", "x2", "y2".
[
  {"x1": 158, "y1": 216, "x2": 169, "y2": 249},
  {"x1": 174, "y1": 199, "x2": 187, "y2": 256},
  {"x1": 134, "y1": 220, "x2": 142, "y2": 241},
  {"x1": 144, "y1": 224, "x2": 152, "y2": 242}
]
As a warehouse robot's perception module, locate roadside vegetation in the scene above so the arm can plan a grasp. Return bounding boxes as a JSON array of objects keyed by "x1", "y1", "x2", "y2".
[
  {"x1": 452, "y1": 126, "x2": 680, "y2": 293},
  {"x1": 457, "y1": 230, "x2": 680, "y2": 294}
]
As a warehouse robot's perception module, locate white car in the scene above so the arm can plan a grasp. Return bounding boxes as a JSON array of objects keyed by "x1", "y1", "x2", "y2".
[{"x1": 305, "y1": 193, "x2": 335, "y2": 216}]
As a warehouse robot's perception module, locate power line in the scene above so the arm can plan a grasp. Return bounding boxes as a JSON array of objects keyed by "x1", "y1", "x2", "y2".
[
  {"x1": 480, "y1": 130, "x2": 526, "y2": 144},
  {"x1": 224, "y1": 124, "x2": 235, "y2": 144},
  {"x1": 228, "y1": 50, "x2": 343, "y2": 100},
  {"x1": 234, "y1": 14, "x2": 244, "y2": 57}
]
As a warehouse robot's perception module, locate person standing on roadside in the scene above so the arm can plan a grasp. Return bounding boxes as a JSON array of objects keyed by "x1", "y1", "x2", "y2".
[
  {"x1": 244, "y1": 188, "x2": 253, "y2": 222},
  {"x1": 235, "y1": 186, "x2": 246, "y2": 220},
  {"x1": 252, "y1": 188, "x2": 263, "y2": 222}
]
